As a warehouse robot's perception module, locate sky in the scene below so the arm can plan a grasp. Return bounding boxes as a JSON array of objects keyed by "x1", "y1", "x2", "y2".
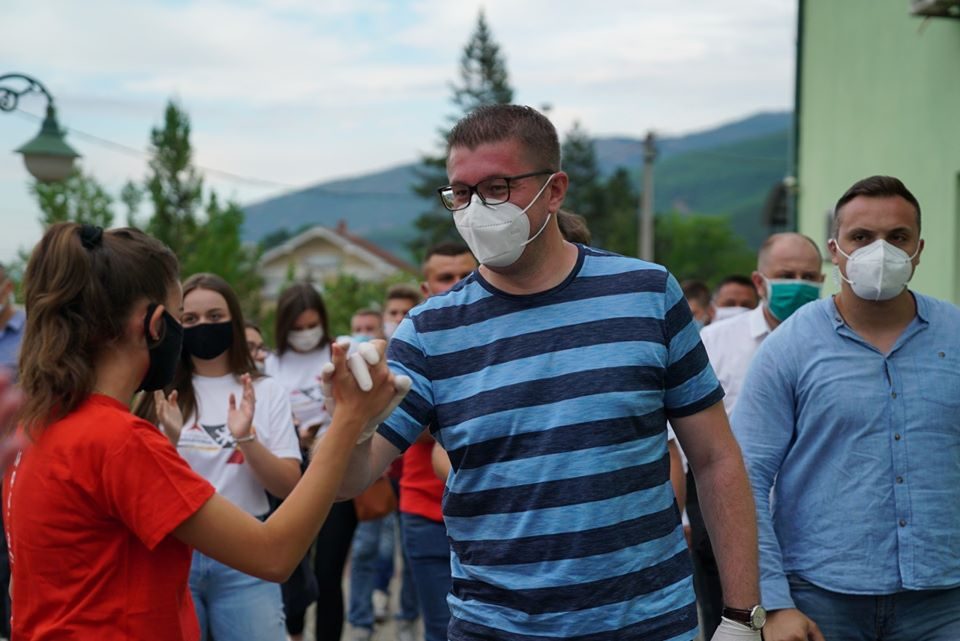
[{"x1": 0, "y1": 0, "x2": 798, "y2": 264}]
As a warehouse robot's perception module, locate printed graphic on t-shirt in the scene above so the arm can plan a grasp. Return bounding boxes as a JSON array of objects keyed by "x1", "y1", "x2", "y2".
[
  {"x1": 178, "y1": 422, "x2": 245, "y2": 463},
  {"x1": 290, "y1": 383, "x2": 329, "y2": 428}
]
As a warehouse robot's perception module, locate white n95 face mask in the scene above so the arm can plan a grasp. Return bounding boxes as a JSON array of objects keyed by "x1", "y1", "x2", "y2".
[
  {"x1": 288, "y1": 326, "x2": 325, "y2": 352},
  {"x1": 832, "y1": 238, "x2": 919, "y2": 301},
  {"x1": 453, "y1": 175, "x2": 555, "y2": 268}
]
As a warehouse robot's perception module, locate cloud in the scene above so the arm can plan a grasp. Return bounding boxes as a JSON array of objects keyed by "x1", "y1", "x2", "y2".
[{"x1": 0, "y1": 0, "x2": 797, "y2": 261}]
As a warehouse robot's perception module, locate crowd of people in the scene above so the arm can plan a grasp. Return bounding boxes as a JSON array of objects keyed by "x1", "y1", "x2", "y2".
[{"x1": 0, "y1": 103, "x2": 956, "y2": 641}]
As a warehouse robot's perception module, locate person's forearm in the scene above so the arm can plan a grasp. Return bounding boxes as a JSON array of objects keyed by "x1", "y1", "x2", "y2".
[
  {"x1": 694, "y1": 446, "x2": 760, "y2": 609},
  {"x1": 334, "y1": 437, "x2": 377, "y2": 500},
  {"x1": 238, "y1": 438, "x2": 301, "y2": 498},
  {"x1": 176, "y1": 414, "x2": 366, "y2": 582},
  {"x1": 261, "y1": 415, "x2": 364, "y2": 577}
]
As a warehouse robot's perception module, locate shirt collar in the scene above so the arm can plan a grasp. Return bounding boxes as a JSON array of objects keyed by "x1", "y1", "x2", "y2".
[
  {"x1": 828, "y1": 291, "x2": 928, "y2": 330},
  {"x1": 748, "y1": 304, "x2": 772, "y2": 340}
]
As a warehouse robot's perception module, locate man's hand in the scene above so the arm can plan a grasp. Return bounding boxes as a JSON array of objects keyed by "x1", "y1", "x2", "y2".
[
  {"x1": 762, "y1": 608, "x2": 824, "y2": 641},
  {"x1": 710, "y1": 617, "x2": 760, "y2": 641},
  {"x1": 319, "y1": 340, "x2": 411, "y2": 444}
]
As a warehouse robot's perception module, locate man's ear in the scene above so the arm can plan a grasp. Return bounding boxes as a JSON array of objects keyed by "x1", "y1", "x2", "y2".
[
  {"x1": 420, "y1": 281, "x2": 430, "y2": 298},
  {"x1": 751, "y1": 271, "x2": 767, "y2": 300},
  {"x1": 547, "y1": 171, "x2": 569, "y2": 213}
]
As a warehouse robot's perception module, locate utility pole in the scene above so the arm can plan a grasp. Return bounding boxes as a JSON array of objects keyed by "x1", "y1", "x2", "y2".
[{"x1": 638, "y1": 130, "x2": 657, "y2": 261}]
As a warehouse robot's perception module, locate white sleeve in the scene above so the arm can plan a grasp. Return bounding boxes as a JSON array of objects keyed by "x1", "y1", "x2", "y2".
[{"x1": 256, "y1": 379, "x2": 302, "y2": 461}]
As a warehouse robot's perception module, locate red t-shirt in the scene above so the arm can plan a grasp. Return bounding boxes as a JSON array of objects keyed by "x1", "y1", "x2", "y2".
[
  {"x1": 3, "y1": 394, "x2": 215, "y2": 641},
  {"x1": 398, "y1": 439, "x2": 443, "y2": 522}
]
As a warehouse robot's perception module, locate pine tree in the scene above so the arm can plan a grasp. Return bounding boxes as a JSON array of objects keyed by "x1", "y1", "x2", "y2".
[
  {"x1": 560, "y1": 121, "x2": 607, "y2": 243},
  {"x1": 408, "y1": 10, "x2": 514, "y2": 261},
  {"x1": 145, "y1": 100, "x2": 203, "y2": 258}
]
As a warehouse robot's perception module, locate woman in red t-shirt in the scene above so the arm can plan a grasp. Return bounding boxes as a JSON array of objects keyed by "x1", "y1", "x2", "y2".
[{"x1": 3, "y1": 222, "x2": 401, "y2": 641}]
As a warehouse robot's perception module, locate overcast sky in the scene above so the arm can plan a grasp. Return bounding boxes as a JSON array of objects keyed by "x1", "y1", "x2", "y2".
[{"x1": 0, "y1": 0, "x2": 797, "y2": 263}]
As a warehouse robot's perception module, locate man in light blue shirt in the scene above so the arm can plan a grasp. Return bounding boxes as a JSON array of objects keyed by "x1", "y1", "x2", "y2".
[{"x1": 732, "y1": 176, "x2": 960, "y2": 641}]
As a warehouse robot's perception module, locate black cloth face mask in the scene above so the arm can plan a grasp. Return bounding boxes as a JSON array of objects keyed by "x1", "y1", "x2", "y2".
[
  {"x1": 138, "y1": 304, "x2": 184, "y2": 392},
  {"x1": 182, "y1": 321, "x2": 234, "y2": 361}
]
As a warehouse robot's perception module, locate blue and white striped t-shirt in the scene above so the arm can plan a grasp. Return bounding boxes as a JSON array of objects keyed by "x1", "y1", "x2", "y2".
[{"x1": 381, "y1": 245, "x2": 723, "y2": 641}]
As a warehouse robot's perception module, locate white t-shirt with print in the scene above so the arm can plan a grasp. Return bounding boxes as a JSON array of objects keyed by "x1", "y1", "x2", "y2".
[
  {"x1": 177, "y1": 374, "x2": 301, "y2": 516},
  {"x1": 264, "y1": 345, "x2": 332, "y2": 435}
]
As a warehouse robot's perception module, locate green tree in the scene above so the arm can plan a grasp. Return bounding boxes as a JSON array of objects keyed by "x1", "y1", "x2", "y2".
[
  {"x1": 598, "y1": 168, "x2": 640, "y2": 256},
  {"x1": 654, "y1": 212, "x2": 756, "y2": 286},
  {"x1": 561, "y1": 121, "x2": 608, "y2": 242},
  {"x1": 31, "y1": 169, "x2": 115, "y2": 228},
  {"x1": 319, "y1": 273, "x2": 416, "y2": 338},
  {"x1": 408, "y1": 10, "x2": 514, "y2": 260},
  {"x1": 181, "y1": 192, "x2": 263, "y2": 316},
  {"x1": 145, "y1": 100, "x2": 203, "y2": 257},
  {"x1": 120, "y1": 180, "x2": 145, "y2": 229}
]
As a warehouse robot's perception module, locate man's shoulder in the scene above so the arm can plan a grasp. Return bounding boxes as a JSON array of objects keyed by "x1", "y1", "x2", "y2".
[
  {"x1": 915, "y1": 291, "x2": 960, "y2": 323},
  {"x1": 580, "y1": 246, "x2": 668, "y2": 273}
]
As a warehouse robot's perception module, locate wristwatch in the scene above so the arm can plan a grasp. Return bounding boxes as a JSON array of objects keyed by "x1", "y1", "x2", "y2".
[{"x1": 722, "y1": 604, "x2": 766, "y2": 631}]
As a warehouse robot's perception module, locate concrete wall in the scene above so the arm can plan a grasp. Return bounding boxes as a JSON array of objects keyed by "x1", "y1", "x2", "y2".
[{"x1": 797, "y1": 0, "x2": 960, "y2": 303}]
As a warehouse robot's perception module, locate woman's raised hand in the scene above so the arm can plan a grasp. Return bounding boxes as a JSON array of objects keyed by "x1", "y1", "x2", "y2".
[
  {"x1": 154, "y1": 389, "x2": 184, "y2": 444},
  {"x1": 227, "y1": 373, "x2": 256, "y2": 441}
]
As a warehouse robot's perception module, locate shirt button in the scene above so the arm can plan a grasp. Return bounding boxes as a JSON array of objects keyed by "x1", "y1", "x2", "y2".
[
  {"x1": 894, "y1": 433, "x2": 902, "y2": 440},
  {"x1": 896, "y1": 476, "x2": 904, "y2": 484},
  {"x1": 899, "y1": 519, "x2": 907, "y2": 527},
  {"x1": 891, "y1": 392, "x2": 897, "y2": 399}
]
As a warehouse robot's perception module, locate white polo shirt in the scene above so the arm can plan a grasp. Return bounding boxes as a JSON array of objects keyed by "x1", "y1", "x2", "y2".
[{"x1": 699, "y1": 304, "x2": 772, "y2": 415}]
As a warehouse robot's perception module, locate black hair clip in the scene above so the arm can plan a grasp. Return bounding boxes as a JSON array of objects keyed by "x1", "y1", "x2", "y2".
[{"x1": 79, "y1": 224, "x2": 103, "y2": 250}]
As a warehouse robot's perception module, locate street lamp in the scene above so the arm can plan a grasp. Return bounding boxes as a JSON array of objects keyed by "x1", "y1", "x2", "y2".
[{"x1": 0, "y1": 73, "x2": 80, "y2": 182}]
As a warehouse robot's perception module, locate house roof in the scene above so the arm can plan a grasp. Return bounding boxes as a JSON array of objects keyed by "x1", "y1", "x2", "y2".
[{"x1": 260, "y1": 221, "x2": 417, "y2": 275}]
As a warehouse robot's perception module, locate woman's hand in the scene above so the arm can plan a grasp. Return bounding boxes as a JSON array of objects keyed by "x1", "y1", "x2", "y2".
[
  {"x1": 328, "y1": 341, "x2": 401, "y2": 440},
  {"x1": 154, "y1": 389, "x2": 184, "y2": 445},
  {"x1": 227, "y1": 374, "x2": 256, "y2": 441}
]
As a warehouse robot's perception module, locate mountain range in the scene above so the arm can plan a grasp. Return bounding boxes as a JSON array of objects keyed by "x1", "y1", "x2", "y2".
[{"x1": 242, "y1": 111, "x2": 791, "y2": 259}]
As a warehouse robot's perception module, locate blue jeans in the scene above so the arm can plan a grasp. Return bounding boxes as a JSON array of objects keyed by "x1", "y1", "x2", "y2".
[
  {"x1": 401, "y1": 513, "x2": 452, "y2": 641},
  {"x1": 348, "y1": 512, "x2": 419, "y2": 629},
  {"x1": 789, "y1": 575, "x2": 960, "y2": 641},
  {"x1": 189, "y1": 550, "x2": 286, "y2": 641}
]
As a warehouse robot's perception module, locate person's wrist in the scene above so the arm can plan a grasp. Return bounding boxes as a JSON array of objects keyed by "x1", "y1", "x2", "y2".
[{"x1": 235, "y1": 427, "x2": 257, "y2": 444}]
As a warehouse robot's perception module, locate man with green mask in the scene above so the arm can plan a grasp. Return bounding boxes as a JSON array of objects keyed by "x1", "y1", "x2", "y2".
[
  {"x1": 689, "y1": 233, "x2": 823, "y2": 636},
  {"x1": 700, "y1": 233, "x2": 823, "y2": 415}
]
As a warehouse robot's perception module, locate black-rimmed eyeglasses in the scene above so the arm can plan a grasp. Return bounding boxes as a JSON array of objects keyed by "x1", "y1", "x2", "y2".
[{"x1": 437, "y1": 170, "x2": 554, "y2": 212}]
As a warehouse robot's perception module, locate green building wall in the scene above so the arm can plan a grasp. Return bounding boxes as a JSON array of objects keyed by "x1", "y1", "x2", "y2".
[{"x1": 796, "y1": 0, "x2": 960, "y2": 303}]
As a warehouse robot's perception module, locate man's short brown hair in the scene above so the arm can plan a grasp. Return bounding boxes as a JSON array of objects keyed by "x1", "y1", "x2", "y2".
[
  {"x1": 832, "y1": 175, "x2": 921, "y2": 238},
  {"x1": 386, "y1": 284, "x2": 421, "y2": 307},
  {"x1": 447, "y1": 104, "x2": 560, "y2": 171}
]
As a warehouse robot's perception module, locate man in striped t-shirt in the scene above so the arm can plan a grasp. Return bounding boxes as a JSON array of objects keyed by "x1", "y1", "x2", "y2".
[{"x1": 337, "y1": 105, "x2": 763, "y2": 641}]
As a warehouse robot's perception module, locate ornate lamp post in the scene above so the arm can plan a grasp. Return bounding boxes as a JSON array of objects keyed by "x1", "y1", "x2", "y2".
[{"x1": 0, "y1": 73, "x2": 80, "y2": 182}]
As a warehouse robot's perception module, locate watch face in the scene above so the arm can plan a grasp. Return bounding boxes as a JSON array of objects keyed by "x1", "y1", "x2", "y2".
[{"x1": 750, "y1": 605, "x2": 767, "y2": 630}]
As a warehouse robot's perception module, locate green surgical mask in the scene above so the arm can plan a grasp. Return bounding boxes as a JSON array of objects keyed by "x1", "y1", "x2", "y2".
[{"x1": 762, "y1": 277, "x2": 822, "y2": 321}]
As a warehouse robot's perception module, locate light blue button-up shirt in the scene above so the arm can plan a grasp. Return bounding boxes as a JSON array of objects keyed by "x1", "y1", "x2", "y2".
[
  {"x1": 731, "y1": 293, "x2": 960, "y2": 610},
  {"x1": 0, "y1": 309, "x2": 25, "y2": 372}
]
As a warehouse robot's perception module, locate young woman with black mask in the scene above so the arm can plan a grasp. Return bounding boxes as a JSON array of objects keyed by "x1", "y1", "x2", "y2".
[
  {"x1": 4, "y1": 223, "x2": 399, "y2": 641},
  {"x1": 145, "y1": 273, "x2": 301, "y2": 641}
]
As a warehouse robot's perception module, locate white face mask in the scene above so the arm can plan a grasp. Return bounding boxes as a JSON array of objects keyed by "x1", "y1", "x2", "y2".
[
  {"x1": 288, "y1": 326, "x2": 324, "y2": 352},
  {"x1": 453, "y1": 175, "x2": 555, "y2": 268},
  {"x1": 713, "y1": 306, "x2": 751, "y2": 322},
  {"x1": 383, "y1": 320, "x2": 399, "y2": 339},
  {"x1": 832, "y1": 238, "x2": 919, "y2": 301}
]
